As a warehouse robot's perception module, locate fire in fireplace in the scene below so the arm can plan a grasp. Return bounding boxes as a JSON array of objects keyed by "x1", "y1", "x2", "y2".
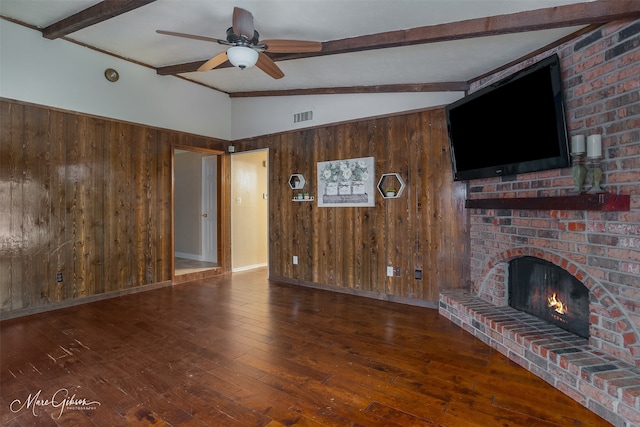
[{"x1": 509, "y1": 256, "x2": 590, "y2": 339}]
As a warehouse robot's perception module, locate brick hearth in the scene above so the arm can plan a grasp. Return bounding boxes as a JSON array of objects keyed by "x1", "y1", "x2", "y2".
[{"x1": 439, "y1": 291, "x2": 640, "y2": 427}]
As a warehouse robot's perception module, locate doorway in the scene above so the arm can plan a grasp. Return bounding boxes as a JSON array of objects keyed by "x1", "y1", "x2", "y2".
[
  {"x1": 173, "y1": 147, "x2": 223, "y2": 277},
  {"x1": 231, "y1": 149, "x2": 268, "y2": 272}
]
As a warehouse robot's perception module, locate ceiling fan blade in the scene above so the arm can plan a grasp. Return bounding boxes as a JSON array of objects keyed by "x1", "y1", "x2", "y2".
[
  {"x1": 156, "y1": 30, "x2": 222, "y2": 43},
  {"x1": 256, "y1": 52, "x2": 284, "y2": 79},
  {"x1": 232, "y1": 7, "x2": 255, "y2": 38},
  {"x1": 197, "y1": 52, "x2": 229, "y2": 72},
  {"x1": 262, "y1": 40, "x2": 323, "y2": 53}
]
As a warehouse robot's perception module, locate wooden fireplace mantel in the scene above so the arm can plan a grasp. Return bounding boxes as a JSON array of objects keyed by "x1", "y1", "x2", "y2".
[{"x1": 465, "y1": 193, "x2": 630, "y2": 211}]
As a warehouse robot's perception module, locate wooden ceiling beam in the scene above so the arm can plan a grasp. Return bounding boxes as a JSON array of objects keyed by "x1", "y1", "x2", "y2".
[
  {"x1": 318, "y1": 0, "x2": 640, "y2": 56},
  {"x1": 42, "y1": 0, "x2": 157, "y2": 39},
  {"x1": 156, "y1": 0, "x2": 640, "y2": 75},
  {"x1": 228, "y1": 82, "x2": 469, "y2": 98}
]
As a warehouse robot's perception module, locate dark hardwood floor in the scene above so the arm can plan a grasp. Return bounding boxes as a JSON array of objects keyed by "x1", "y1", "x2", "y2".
[{"x1": 1, "y1": 268, "x2": 610, "y2": 426}]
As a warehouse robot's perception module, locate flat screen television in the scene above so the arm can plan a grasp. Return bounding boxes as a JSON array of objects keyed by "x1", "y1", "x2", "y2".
[{"x1": 446, "y1": 54, "x2": 570, "y2": 181}]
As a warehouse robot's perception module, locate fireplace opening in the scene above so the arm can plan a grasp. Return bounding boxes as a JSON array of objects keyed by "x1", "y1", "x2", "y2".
[{"x1": 509, "y1": 257, "x2": 590, "y2": 339}]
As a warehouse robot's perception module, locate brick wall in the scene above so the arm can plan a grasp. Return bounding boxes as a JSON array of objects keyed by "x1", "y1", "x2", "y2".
[{"x1": 466, "y1": 19, "x2": 640, "y2": 365}]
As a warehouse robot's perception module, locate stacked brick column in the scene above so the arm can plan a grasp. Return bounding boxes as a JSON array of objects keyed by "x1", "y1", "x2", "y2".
[
  {"x1": 466, "y1": 19, "x2": 640, "y2": 365},
  {"x1": 441, "y1": 19, "x2": 640, "y2": 427}
]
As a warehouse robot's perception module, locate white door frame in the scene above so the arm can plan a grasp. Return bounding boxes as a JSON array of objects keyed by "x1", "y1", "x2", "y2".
[{"x1": 201, "y1": 155, "x2": 217, "y2": 263}]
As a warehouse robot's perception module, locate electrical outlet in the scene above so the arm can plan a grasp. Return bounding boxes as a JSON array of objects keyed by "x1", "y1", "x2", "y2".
[
  {"x1": 415, "y1": 269, "x2": 423, "y2": 280},
  {"x1": 56, "y1": 272, "x2": 63, "y2": 283},
  {"x1": 394, "y1": 267, "x2": 401, "y2": 276},
  {"x1": 386, "y1": 266, "x2": 394, "y2": 277},
  {"x1": 293, "y1": 255, "x2": 298, "y2": 265}
]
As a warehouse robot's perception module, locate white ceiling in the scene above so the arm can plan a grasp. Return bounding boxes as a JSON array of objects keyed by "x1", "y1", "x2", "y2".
[{"x1": 0, "y1": 0, "x2": 605, "y2": 95}]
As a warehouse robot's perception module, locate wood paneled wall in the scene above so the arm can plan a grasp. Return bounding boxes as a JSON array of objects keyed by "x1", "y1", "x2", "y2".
[
  {"x1": 0, "y1": 99, "x2": 228, "y2": 316},
  {"x1": 0, "y1": 98, "x2": 468, "y2": 316},
  {"x1": 236, "y1": 108, "x2": 469, "y2": 304}
]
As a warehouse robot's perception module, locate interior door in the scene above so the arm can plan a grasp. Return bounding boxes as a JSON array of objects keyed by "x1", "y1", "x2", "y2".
[{"x1": 202, "y1": 155, "x2": 218, "y2": 263}]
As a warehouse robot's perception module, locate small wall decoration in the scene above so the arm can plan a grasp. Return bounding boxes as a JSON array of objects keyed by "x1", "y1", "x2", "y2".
[{"x1": 317, "y1": 156, "x2": 375, "y2": 207}]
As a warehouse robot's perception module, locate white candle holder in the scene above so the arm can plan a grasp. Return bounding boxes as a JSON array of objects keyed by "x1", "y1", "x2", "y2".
[
  {"x1": 571, "y1": 152, "x2": 587, "y2": 193},
  {"x1": 587, "y1": 155, "x2": 605, "y2": 193}
]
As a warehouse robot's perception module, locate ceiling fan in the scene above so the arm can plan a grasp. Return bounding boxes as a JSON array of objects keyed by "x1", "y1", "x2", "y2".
[{"x1": 156, "y1": 7, "x2": 322, "y2": 79}]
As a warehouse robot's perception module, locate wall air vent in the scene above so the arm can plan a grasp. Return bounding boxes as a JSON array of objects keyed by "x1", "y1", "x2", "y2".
[{"x1": 293, "y1": 110, "x2": 314, "y2": 124}]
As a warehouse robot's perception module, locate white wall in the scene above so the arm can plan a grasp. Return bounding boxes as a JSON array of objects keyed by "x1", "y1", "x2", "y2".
[
  {"x1": 229, "y1": 92, "x2": 465, "y2": 140},
  {"x1": 0, "y1": 20, "x2": 232, "y2": 140},
  {"x1": 1, "y1": 19, "x2": 465, "y2": 142}
]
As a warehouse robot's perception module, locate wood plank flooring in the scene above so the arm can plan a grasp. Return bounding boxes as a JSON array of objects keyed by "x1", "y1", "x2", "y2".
[{"x1": 1, "y1": 268, "x2": 610, "y2": 426}]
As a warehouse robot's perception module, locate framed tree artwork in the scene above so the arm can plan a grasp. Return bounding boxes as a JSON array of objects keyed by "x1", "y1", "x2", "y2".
[{"x1": 317, "y1": 156, "x2": 375, "y2": 207}]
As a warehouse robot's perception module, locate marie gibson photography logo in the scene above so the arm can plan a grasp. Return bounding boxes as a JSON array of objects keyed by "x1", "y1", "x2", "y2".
[{"x1": 10, "y1": 388, "x2": 101, "y2": 419}]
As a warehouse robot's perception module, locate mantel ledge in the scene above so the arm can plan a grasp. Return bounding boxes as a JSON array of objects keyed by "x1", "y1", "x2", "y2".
[{"x1": 465, "y1": 193, "x2": 630, "y2": 211}]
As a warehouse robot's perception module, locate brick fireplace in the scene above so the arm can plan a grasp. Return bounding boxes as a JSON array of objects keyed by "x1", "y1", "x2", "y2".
[
  {"x1": 439, "y1": 19, "x2": 640, "y2": 427},
  {"x1": 439, "y1": 245, "x2": 640, "y2": 427}
]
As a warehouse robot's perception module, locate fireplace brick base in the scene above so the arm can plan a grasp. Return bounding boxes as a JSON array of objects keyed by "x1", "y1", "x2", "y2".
[{"x1": 439, "y1": 290, "x2": 640, "y2": 427}]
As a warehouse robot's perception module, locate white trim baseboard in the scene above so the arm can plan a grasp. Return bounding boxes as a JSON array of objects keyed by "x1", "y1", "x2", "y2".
[{"x1": 232, "y1": 263, "x2": 268, "y2": 273}]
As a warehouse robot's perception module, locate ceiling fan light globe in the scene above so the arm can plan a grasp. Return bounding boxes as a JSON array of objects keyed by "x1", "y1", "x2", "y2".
[{"x1": 227, "y1": 46, "x2": 258, "y2": 69}]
